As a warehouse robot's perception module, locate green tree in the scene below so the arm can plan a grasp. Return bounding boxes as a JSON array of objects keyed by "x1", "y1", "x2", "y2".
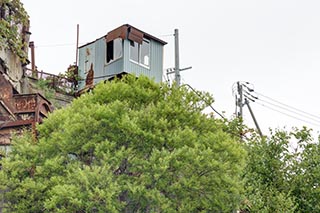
[
  {"x1": 290, "y1": 127, "x2": 320, "y2": 212},
  {"x1": 242, "y1": 129, "x2": 297, "y2": 212},
  {"x1": 242, "y1": 126, "x2": 320, "y2": 212},
  {"x1": 0, "y1": 76, "x2": 246, "y2": 212}
]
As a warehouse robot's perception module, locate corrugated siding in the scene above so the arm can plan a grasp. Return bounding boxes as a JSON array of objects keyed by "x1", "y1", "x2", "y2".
[
  {"x1": 78, "y1": 36, "x2": 164, "y2": 90},
  {"x1": 96, "y1": 38, "x2": 123, "y2": 82},
  {"x1": 94, "y1": 38, "x2": 124, "y2": 84},
  {"x1": 78, "y1": 38, "x2": 124, "y2": 90},
  {"x1": 150, "y1": 40, "x2": 164, "y2": 82},
  {"x1": 123, "y1": 39, "x2": 163, "y2": 83},
  {"x1": 93, "y1": 38, "x2": 106, "y2": 85},
  {"x1": 78, "y1": 42, "x2": 95, "y2": 90}
]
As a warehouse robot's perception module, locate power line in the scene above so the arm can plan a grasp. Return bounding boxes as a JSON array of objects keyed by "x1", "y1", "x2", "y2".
[
  {"x1": 181, "y1": 84, "x2": 225, "y2": 119},
  {"x1": 35, "y1": 42, "x2": 86, "y2": 48},
  {"x1": 157, "y1": 34, "x2": 174, "y2": 37},
  {"x1": 255, "y1": 91, "x2": 320, "y2": 120},
  {"x1": 235, "y1": 81, "x2": 320, "y2": 130},
  {"x1": 255, "y1": 97, "x2": 320, "y2": 123},
  {"x1": 254, "y1": 100, "x2": 320, "y2": 127}
]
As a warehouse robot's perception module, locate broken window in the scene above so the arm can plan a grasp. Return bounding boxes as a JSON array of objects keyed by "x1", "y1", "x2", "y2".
[
  {"x1": 130, "y1": 41, "x2": 139, "y2": 62},
  {"x1": 130, "y1": 39, "x2": 150, "y2": 67},
  {"x1": 141, "y1": 40, "x2": 150, "y2": 66},
  {"x1": 106, "y1": 38, "x2": 123, "y2": 63}
]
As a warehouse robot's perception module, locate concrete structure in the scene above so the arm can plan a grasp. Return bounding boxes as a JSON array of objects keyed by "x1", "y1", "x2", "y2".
[{"x1": 0, "y1": 13, "x2": 54, "y2": 154}]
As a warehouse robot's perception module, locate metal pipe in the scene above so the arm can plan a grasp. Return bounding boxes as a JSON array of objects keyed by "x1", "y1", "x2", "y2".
[
  {"x1": 174, "y1": 29, "x2": 180, "y2": 86},
  {"x1": 76, "y1": 24, "x2": 79, "y2": 66},
  {"x1": 29, "y1": 41, "x2": 36, "y2": 78}
]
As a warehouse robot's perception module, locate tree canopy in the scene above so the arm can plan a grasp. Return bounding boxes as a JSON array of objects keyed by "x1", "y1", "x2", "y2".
[
  {"x1": 0, "y1": 76, "x2": 246, "y2": 212},
  {"x1": 242, "y1": 126, "x2": 320, "y2": 212}
]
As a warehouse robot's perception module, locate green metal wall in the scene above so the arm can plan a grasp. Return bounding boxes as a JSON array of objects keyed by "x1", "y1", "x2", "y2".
[{"x1": 78, "y1": 36, "x2": 164, "y2": 91}]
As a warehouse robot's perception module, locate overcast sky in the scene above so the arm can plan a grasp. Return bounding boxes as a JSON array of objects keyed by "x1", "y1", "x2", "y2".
[{"x1": 21, "y1": 0, "x2": 320, "y2": 136}]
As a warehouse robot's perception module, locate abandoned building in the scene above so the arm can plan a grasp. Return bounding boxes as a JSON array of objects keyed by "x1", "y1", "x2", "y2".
[
  {"x1": 0, "y1": 23, "x2": 167, "y2": 155},
  {"x1": 78, "y1": 24, "x2": 167, "y2": 93},
  {"x1": 0, "y1": 11, "x2": 54, "y2": 155}
]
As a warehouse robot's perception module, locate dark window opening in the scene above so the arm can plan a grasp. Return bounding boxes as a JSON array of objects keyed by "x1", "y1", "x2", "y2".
[
  {"x1": 130, "y1": 41, "x2": 139, "y2": 62},
  {"x1": 106, "y1": 41, "x2": 114, "y2": 63},
  {"x1": 106, "y1": 38, "x2": 122, "y2": 64}
]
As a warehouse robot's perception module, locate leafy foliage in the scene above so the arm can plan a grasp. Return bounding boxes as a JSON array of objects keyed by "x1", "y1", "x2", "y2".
[
  {"x1": 242, "y1": 126, "x2": 320, "y2": 212},
  {"x1": 0, "y1": 76, "x2": 246, "y2": 212},
  {"x1": 0, "y1": 0, "x2": 29, "y2": 62}
]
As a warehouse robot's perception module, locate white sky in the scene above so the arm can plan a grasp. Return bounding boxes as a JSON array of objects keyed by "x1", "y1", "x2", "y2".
[{"x1": 21, "y1": 0, "x2": 320, "y2": 136}]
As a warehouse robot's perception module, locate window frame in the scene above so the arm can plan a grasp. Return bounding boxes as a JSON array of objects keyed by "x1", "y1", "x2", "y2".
[
  {"x1": 129, "y1": 38, "x2": 151, "y2": 69},
  {"x1": 105, "y1": 38, "x2": 123, "y2": 64}
]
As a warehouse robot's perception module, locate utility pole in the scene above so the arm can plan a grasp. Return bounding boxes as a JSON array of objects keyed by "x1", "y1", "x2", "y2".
[
  {"x1": 166, "y1": 29, "x2": 192, "y2": 85},
  {"x1": 237, "y1": 82, "x2": 243, "y2": 118},
  {"x1": 245, "y1": 98, "x2": 263, "y2": 137},
  {"x1": 234, "y1": 81, "x2": 263, "y2": 137},
  {"x1": 174, "y1": 29, "x2": 181, "y2": 86}
]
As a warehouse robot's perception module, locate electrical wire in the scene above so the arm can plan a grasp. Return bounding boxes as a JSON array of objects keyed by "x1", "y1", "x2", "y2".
[
  {"x1": 254, "y1": 101, "x2": 320, "y2": 127},
  {"x1": 181, "y1": 84, "x2": 225, "y2": 119},
  {"x1": 255, "y1": 91, "x2": 320, "y2": 120},
  {"x1": 35, "y1": 42, "x2": 86, "y2": 48},
  {"x1": 236, "y1": 82, "x2": 320, "y2": 129},
  {"x1": 254, "y1": 97, "x2": 320, "y2": 123},
  {"x1": 157, "y1": 34, "x2": 174, "y2": 37}
]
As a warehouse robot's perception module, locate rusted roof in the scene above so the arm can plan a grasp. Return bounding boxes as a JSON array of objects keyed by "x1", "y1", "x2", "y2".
[{"x1": 79, "y1": 24, "x2": 167, "y2": 48}]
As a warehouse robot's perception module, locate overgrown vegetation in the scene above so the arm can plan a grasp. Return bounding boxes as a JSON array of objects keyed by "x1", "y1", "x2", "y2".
[
  {"x1": 35, "y1": 79, "x2": 55, "y2": 100},
  {"x1": 0, "y1": 76, "x2": 246, "y2": 212},
  {"x1": 1, "y1": 75, "x2": 320, "y2": 212},
  {"x1": 0, "y1": 0, "x2": 29, "y2": 62},
  {"x1": 35, "y1": 78, "x2": 63, "y2": 109}
]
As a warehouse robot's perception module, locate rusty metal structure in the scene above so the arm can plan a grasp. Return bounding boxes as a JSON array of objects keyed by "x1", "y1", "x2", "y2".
[{"x1": 0, "y1": 73, "x2": 52, "y2": 152}]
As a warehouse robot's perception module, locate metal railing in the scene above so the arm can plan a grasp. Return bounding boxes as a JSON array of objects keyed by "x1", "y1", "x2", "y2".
[{"x1": 25, "y1": 69, "x2": 76, "y2": 95}]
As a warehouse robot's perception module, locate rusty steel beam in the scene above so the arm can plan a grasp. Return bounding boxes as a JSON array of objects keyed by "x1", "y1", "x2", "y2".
[{"x1": 0, "y1": 119, "x2": 34, "y2": 128}]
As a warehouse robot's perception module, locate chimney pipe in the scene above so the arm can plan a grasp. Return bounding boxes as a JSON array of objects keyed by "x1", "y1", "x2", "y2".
[{"x1": 29, "y1": 41, "x2": 36, "y2": 78}]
